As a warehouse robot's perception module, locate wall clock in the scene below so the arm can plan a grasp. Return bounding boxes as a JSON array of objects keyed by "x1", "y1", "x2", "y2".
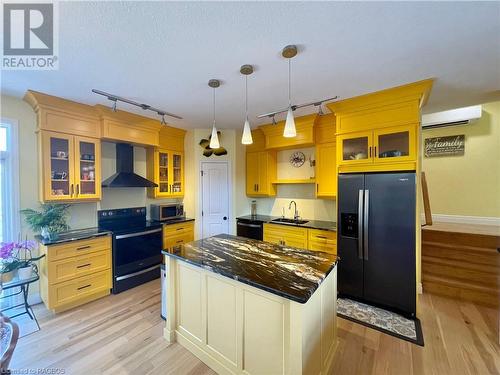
[{"x1": 290, "y1": 151, "x2": 306, "y2": 167}]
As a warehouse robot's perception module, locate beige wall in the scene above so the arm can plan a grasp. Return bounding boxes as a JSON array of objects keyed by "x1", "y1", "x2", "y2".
[
  {"x1": 183, "y1": 128, "x2": 242, "y2": 239},
  {"x1": 421, "y1": 101, "x2": 500, "y2": 218},
  {"x1": 238, "y1": 146, "x2": 337, "y2": 222}
]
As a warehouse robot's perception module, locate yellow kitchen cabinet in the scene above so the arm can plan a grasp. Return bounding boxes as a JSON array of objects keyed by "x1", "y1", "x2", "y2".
[
  {"x1": 147, "y1": 149, "x2": 184, "y2": 198},
  {"x1": 39, "y1": 236, "x2": 112, "y2": 313},
  {"x1": 263, "y1": 224, "x2": 336, "y2": 254},
  {"x1": 308, "y1": 229, "x2": 337, "y2": 254},
  {"x1": 316, "y1": 142, "x2": 337, "y2": 198},
  {"x1": 39, "y1": 130, "x2": 101, "y2": 202},
  {"x1": 246, "y1": 151, "x2": 277, "y2": 197},
  {"x1": 336, "y1": 124, "x2": 416, "y2": 172},
  {"x1": 263, "y1": 224, "x2": 308, "y2": 249},
  {"x1": 163, "y1": 221, "x2": 195, "y2": 251}
]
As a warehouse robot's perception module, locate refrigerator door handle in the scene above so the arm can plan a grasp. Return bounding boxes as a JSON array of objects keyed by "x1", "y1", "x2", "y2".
[
  {"x1": 358, "y1": 189, "x2": 364, "y2": 260},
  {"x1": 363, "y1": 189, "x2": 370, "y2": 260}
]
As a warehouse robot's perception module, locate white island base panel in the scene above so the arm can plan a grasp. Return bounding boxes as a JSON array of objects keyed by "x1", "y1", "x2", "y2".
[{"x1": 163, "y1": 257, "x2": 338, "y2": 375}]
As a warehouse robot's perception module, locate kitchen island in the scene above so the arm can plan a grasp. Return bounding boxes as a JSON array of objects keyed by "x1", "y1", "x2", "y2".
[{"x1": 162, "y1": 234, "x2": 338, "y2": 375}]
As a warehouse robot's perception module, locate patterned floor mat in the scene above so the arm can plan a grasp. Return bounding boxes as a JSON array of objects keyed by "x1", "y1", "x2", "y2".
[{"x1": 337, "y1": 297, "x2": 424, "y2": 346}]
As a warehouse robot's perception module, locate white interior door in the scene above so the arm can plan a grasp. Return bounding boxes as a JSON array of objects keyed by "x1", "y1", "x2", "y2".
[{"x1": 201, "y1": 162, "x2": 230, "y2": 238}]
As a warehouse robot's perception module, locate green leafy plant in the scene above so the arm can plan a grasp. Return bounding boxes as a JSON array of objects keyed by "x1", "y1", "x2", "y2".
[{"x1": 21, "y1": 203, "x2": 71, "y2": 235}]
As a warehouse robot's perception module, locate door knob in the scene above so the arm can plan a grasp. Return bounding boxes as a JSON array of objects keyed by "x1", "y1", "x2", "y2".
[{"x1": 223, "y1": 216, "x2": 227, "y2": 220}]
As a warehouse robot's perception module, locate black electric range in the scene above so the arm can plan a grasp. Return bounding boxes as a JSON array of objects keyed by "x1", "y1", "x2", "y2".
[{"x1": 98, "y1": 207, "x2": 163, "y2": 294}]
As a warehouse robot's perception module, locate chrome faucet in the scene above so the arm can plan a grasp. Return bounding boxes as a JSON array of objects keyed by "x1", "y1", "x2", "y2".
[{"x1": 289, "y1": 200, "x2": 299, "y2": 221}]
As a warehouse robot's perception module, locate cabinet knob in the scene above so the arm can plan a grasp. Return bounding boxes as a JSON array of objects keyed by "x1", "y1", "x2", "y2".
[{"x1": 223, "y1": 216, "x2": 227, "y2": 220}]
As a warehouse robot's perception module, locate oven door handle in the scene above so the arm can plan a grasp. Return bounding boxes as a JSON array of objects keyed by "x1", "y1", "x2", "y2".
[
  {"x1": 115, "y1": 265, "x2": 160, "y2": 281},
  {"x1": 115, "y1": 228, "x2": 162, "y2": 240},
  {"x1": 237, "y1": 222, "x2": 262, "y2": 229}
]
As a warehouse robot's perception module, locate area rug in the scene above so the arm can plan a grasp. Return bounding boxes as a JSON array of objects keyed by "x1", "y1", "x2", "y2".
[{"x1": 337, "y1": 297, "x2": 424, "y2": 346}]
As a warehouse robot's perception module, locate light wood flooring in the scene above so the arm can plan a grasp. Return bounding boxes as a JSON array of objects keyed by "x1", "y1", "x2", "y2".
[{"x1": 10, "y1": 280, "x2": 500, "y2": 375}]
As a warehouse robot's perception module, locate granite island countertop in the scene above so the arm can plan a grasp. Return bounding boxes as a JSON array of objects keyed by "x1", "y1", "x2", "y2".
[
  {"x1": 34, "y1": 227, "x2": 111, "y2": 246},
  {"x1": 162, "y1": 233, "x2": 338, "y2": 304},
  {"x1": 237, "y1": 215, "x2": 336, "y2": 232}
]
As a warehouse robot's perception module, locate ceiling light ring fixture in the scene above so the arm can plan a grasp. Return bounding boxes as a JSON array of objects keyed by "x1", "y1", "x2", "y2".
[
  {"x1": 240, "y1": 64, "x2": 254, "y2": 145},
  {"x1": 208, "y1": 79, "x2": 221, "y2": 149}
]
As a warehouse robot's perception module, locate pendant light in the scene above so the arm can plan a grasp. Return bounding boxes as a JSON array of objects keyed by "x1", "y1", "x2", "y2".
[
  {"x1": 240, "y1": 64, "x2": 254, "y2": 145},
  {"x1": 282, "y1": 45, "x2": 297, "y2": 138},
  {"x1": 208, "y1": 79, "x2": 221, "y2": 149}
]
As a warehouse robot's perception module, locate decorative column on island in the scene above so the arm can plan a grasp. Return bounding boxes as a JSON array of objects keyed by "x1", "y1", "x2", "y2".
[{"x1": 162, "y1": 234, "x2": 339, "y2": 375}]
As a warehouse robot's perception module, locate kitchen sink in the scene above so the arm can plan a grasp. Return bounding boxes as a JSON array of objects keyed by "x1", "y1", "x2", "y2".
[{"x1": 271, "y1": 218, "x2": 309, "y2": 225}]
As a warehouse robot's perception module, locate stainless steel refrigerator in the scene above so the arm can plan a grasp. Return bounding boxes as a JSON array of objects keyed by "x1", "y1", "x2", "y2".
[{"x1": 337, "y1": 172, "x2": 416, "y2": 317}]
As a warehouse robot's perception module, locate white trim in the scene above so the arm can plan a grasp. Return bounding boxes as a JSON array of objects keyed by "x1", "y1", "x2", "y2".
[
  {"x1": 417, "y1": 283, "x2": 423, "y2": 294},
  {"x1": 422, "y1": 214, "x2": 500, "y2": 226},
  {"x1": 199, "y1": 160, "x2": 233, "y2": 238},
  {"x1": 0, "y1": 117, "x2": 21, "y2": 241}
]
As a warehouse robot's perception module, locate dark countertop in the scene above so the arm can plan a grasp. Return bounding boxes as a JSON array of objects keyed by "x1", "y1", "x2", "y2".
[
  {"x1": 162, "y1": 234, "x2": 338, "y2": 304},
  {"x1": 35, "y1": 228, "x2": 111, "y2": 246},
  {"x1": 157, "y1": 217, "x2": 195, "y2": 226},
  {"x1": 237, "y1": 215, "x2": 336, "y2": 232}
]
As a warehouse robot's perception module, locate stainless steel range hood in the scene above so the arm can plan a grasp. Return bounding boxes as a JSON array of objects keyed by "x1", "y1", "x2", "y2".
[{"x1": 101, "y1": 143, "x2": 158, "y2": 188}]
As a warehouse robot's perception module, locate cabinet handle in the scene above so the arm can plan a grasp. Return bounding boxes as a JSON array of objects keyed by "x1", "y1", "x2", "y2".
[
  {"x1": 316, "y1": 184, "x2": 319, "y2": 193},
  {"x1": 176, "y1": 240, "x2": 183, "y2": 243},
  {"x1": 77, "y1": 284, "x2": 91, "y2": 290},
  {"x1": 70, "y1": 184, "x2": 74, "y2": 197},
  {"x1": 76, "y1": 245, "x2": 91, "y2": 251},
  {"x1": 176, "y1": 227, "x2": 184, "y2": 231},
  {"x1": 374, "y1": 146, "x2": 377, "y2": 158},
  {"x1": 77, "y1": 263, "x2": 91, "y2": 268},
  {"x1": 257, "y1": 184, "x2": 259, "y2": 192},
  {"x1": 369, "y1": 147, "x2": 372, "y2": 158},
  {"x1": 316, "y1": 235, "x2": 327, "y2": 239},
  {"x1": 76, "y1": 184, "x2": 80, "y2": 197}
]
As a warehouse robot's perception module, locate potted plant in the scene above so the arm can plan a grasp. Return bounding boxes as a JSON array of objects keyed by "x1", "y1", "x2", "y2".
[
  {"x1": 0, "y1": 242, "x2": 21, "y2": 282},
  {"x1": 15, "y1": 239, "x2": 42, "y2": 279},
  {"x1": 21, "y1": 203, "x2": 71, "y2": 240}
]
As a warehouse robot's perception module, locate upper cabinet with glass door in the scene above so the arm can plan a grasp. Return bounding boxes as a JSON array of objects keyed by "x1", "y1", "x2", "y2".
[
  {"x1": 327, "y1": 79, "x2": 433, "y2": 173},
  {"x1": 40, "y1": 131, "x2": 101, "y2": 202},
  {"x1": 147, "y1": 149, "x2": 184, "y2": 198}
]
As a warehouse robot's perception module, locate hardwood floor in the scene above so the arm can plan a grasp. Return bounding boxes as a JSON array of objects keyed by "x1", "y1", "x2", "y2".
[{"x1": 10, "y1": 280, "x2": 499, "y2": 375}]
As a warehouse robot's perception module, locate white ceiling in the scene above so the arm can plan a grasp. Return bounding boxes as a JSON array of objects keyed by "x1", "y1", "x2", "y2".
[{"x1": 2, "y1": 1, "x2": 500, "y2": 129}]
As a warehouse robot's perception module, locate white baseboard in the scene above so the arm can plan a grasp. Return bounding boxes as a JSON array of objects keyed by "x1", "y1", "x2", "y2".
[{"x1": 422, "y1": 214, "x2": 500, "y2": 226}]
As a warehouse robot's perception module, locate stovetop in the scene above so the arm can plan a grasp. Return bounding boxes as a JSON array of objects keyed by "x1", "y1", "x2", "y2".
[{"x1": 97, "y1": 207, "x2": 162, "y2": 235}]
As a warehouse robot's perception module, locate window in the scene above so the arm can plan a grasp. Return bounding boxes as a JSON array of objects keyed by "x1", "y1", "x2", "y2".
[{"x1": 0, "y1": 119, "x2": 20, "y2": 242}]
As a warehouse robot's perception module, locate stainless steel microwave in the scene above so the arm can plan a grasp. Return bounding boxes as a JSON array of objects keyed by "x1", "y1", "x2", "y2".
[{"x1": 150, "y1": 203, "x2": 184, "y2": 221}]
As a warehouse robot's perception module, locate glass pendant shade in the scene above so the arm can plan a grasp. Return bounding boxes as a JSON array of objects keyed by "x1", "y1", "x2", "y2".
[
  {"x1": 241, "y1": 117, "x2": 253, "y2": 145},
  {"x1": 209, "y1": 122, "x2": 220, "y2": 149},
  {"x1": 283, "y1": 107, "x2": 296, "y2": 137}
]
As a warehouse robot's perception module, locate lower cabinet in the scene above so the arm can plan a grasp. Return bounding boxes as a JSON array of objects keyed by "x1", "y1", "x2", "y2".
[
  {"x1": 39, "y1": 236, "x2": 112, "y2": 313},
  {"x1": 163, "y1": 221, "x2": 195, "y2": 252},
  {"x1": 263, "y1": 223, "x2": 336, "y2": 254}
]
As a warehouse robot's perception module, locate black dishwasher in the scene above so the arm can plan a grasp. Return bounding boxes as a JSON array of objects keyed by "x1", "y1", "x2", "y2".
[{"x1": 236, "y1": 218, "x2": 263, "y2": 240}]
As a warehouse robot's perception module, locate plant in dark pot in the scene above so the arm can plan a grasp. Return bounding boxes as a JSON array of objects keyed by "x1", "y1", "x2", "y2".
[{"x1": 21, "y1": 203, "x2": 71, "y2": 241}]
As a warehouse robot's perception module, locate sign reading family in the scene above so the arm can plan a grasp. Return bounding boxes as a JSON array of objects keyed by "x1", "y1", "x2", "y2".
[
  {"x1": 2, "y1": 1, "x2": 58, "y2": 70},
  {"x1": 424, "y1": 135, "x2": 465, "y2": 157}
]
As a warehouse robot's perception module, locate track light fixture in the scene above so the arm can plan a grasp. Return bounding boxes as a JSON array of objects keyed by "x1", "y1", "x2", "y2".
[{"x1": 91, "y1": 89, "x2": 182, "y2": 122}]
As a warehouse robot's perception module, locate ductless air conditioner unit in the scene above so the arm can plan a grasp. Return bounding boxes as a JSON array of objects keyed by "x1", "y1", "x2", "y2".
[{"x1": 422, "y1": 105, "x2": 482, "y2": 129}]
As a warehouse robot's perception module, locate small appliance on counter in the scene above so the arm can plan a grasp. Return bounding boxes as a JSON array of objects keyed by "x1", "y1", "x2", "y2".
[
  {"x1": 251, "y1": 200, "x2": 257, "y2": 217},
  {"x1": 98, "y1": 207, "x2": 163, "y2": 294},
  {"x1": 150, "y1": 203, "x2": 184, "y2": 221}
]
